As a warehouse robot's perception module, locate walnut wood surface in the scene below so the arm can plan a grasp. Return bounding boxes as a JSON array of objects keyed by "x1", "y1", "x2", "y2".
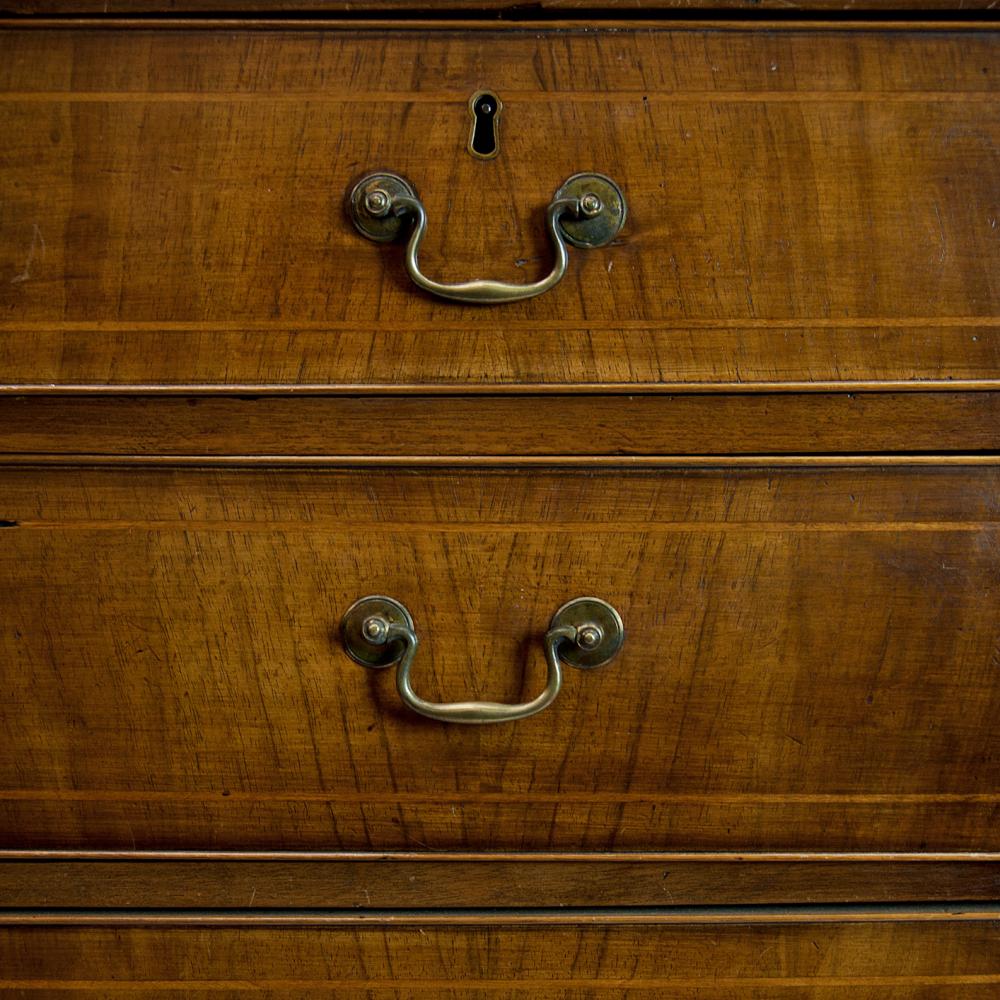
[
  {"x1": 5, "y1": 1, "x2": 1000, "y2": 12},
  {"x1": 2, "y1": 465, "x2": 997, "y2": 851},
  {"x1": 1, "y1": 24, "x2": 997, "y2": 390},
  {"x1": 1, "y1": 920, "x2": 998, "y2": 995},
  {"x1": 4, "y1": 392, "x2": 1000, "y2": 456},
  {"x1": 2, "y1": 855, "x2": 997, "y2": 908},
  {"x1": 6, "y1": 905, "x2": 1000, "y2": 924}
]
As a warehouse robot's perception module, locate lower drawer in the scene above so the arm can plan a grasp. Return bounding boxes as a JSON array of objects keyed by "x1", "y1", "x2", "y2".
[
  {"x1": 1, "y1": 912, "x2": 998, "y2": 997},
  {"x1": 1, "y1": 463, "x2": 998, "y2": 851}
]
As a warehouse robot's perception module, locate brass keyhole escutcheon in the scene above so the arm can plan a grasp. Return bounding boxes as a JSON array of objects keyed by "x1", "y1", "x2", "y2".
[{"x1": 468, "y1": 91, "x2": 501, "y2": 159}]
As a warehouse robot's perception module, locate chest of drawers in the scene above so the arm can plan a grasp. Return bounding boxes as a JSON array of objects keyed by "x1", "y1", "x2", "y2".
[{"x1": 1, "y1": 4, "x2": 998, "y2": 993}]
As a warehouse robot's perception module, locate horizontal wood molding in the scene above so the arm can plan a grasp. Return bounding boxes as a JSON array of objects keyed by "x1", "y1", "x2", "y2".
[
  {"x1": 7, "y1": 381, "x2": 1000, "y2": 396},
  {"x1": 3, "y1": 394, "x2": 1000, "y2": 457},
  {"x1": 1, "y1": 854, "x2": 997, "y2": 908},
  {"x1": 1, "y1": 921, "x2": 998, "y2": 994},
  {"x1": 3, "y1": 905, "x2": 1000, "y2": 926},
  {"x1": 9, "y1": 849, "x2": 998, "y2": 859},
  {"x1": 5, "y1": 454, "x2": 1000, "y2": 468},
  {"x1": 4, "y1": 16, "x2": 1000, "y2": 28}
]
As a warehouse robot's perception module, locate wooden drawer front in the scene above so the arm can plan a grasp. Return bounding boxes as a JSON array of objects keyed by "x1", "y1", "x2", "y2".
[
  {"x1": 1, "y1": 23, "x2": 998, "y2": 391},
  {"x1": 2, "y1": 464, "x2": 998, "y2": 851},
  {"x1": 1, "y1": 916, "x2": 998, "y2": 997}
]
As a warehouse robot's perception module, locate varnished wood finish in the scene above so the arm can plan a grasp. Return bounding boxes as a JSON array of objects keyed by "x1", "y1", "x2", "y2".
[
  {"x1": 2, "y1": 853, "x2": 997, "y2": 908},
  {"x1": 4, "y1": 904, "x2": 1000, "y2": 924},
  {"x1": 1, "y1": 919, "x2": 998, "y2": 995},
  {"x1": 7, "y1": 454, "x2": 1000, "y2": 467},
  {"x1": 6, "y1": 1, "x2": 1000, "y2": 11},
  {"x1": 2, "y1": 465, "x2": 997, "y2": 850},
  {"x1": 6, "y1": 327, "x2": 1000, "y2": 395},
  {"x1": 2, "y1": 10, "x2": 998, "y2": 984},
  {"x1": 4, "y1": 393, "x2": 1000, "y2": 456},
  {"x1": 1, "y1": 24, "x2": 997, "y2": 390}
]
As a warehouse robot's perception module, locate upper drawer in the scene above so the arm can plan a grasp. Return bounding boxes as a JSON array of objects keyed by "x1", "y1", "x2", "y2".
[
  {"x1": 2, "y1": 462, "x2": 998, "y2": 851},
  {"x1": 1, "y1": 22, "x2": 998, "y2": 391}
]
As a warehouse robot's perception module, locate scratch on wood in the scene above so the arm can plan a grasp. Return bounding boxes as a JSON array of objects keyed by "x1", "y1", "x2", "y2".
[
  {"x1": 933, "y1": 203, "x2": 948, "y2": 265},
  {"x1": 10, "y1": 224, "x2": 45, "y2": 285}
]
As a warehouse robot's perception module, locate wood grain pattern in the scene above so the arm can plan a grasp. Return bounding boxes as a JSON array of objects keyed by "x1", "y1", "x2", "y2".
[
  {"x1": 5, "y1": 904, "x2": 1000, "y2": 924},
  {"x1": 5, "y1": 325, "x2": 1000, "y2": 395},
  {"x1": 5, "y1": 1, "x2": 1000, "y2": 12},
  {"x1": 7, "y1": 455, "x2": 1000, "y2": 467},
  {"x1": 2, "y1": 14, "x2": 998, "y2": 965},
  {"x1": 1, "y1": 465, "x2": 997, "y2": 850},
  {"x1": 0, "y1": 24, "x2": 997, "y2": 389},
  {"x1": 1, "y1": 920, "x2": 997, "y2": 995},
  {"x1": 4, "y1": 392, "x2": 1000, "y2": 457},
  {"x1": 2, "y1": 854, "x2": 997, "y2": 908}
]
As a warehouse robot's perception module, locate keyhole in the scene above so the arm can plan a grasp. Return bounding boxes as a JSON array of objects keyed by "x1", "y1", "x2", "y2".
[{"x1": 468, "y1": 91, "x2": 501, "y2": 160}]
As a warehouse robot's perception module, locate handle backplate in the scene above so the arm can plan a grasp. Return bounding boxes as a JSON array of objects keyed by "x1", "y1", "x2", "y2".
[
  {"x1": 341, "y1": 595, "x2": 414, "y2": 669},
  {"x1": 552, "y1": 173, "x2": 628, "y2": 249},
  {"x1": 548, "y1": 597, "x2": 625, "y2": 668}
]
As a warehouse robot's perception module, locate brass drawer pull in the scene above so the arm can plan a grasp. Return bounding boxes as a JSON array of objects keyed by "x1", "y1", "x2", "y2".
[
  {"x1": 347, "y1": 172, "x2": 626, "y2": 305},
  {"x1": 341, "y1": 596, "x2": 624, "y2": 724}
]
